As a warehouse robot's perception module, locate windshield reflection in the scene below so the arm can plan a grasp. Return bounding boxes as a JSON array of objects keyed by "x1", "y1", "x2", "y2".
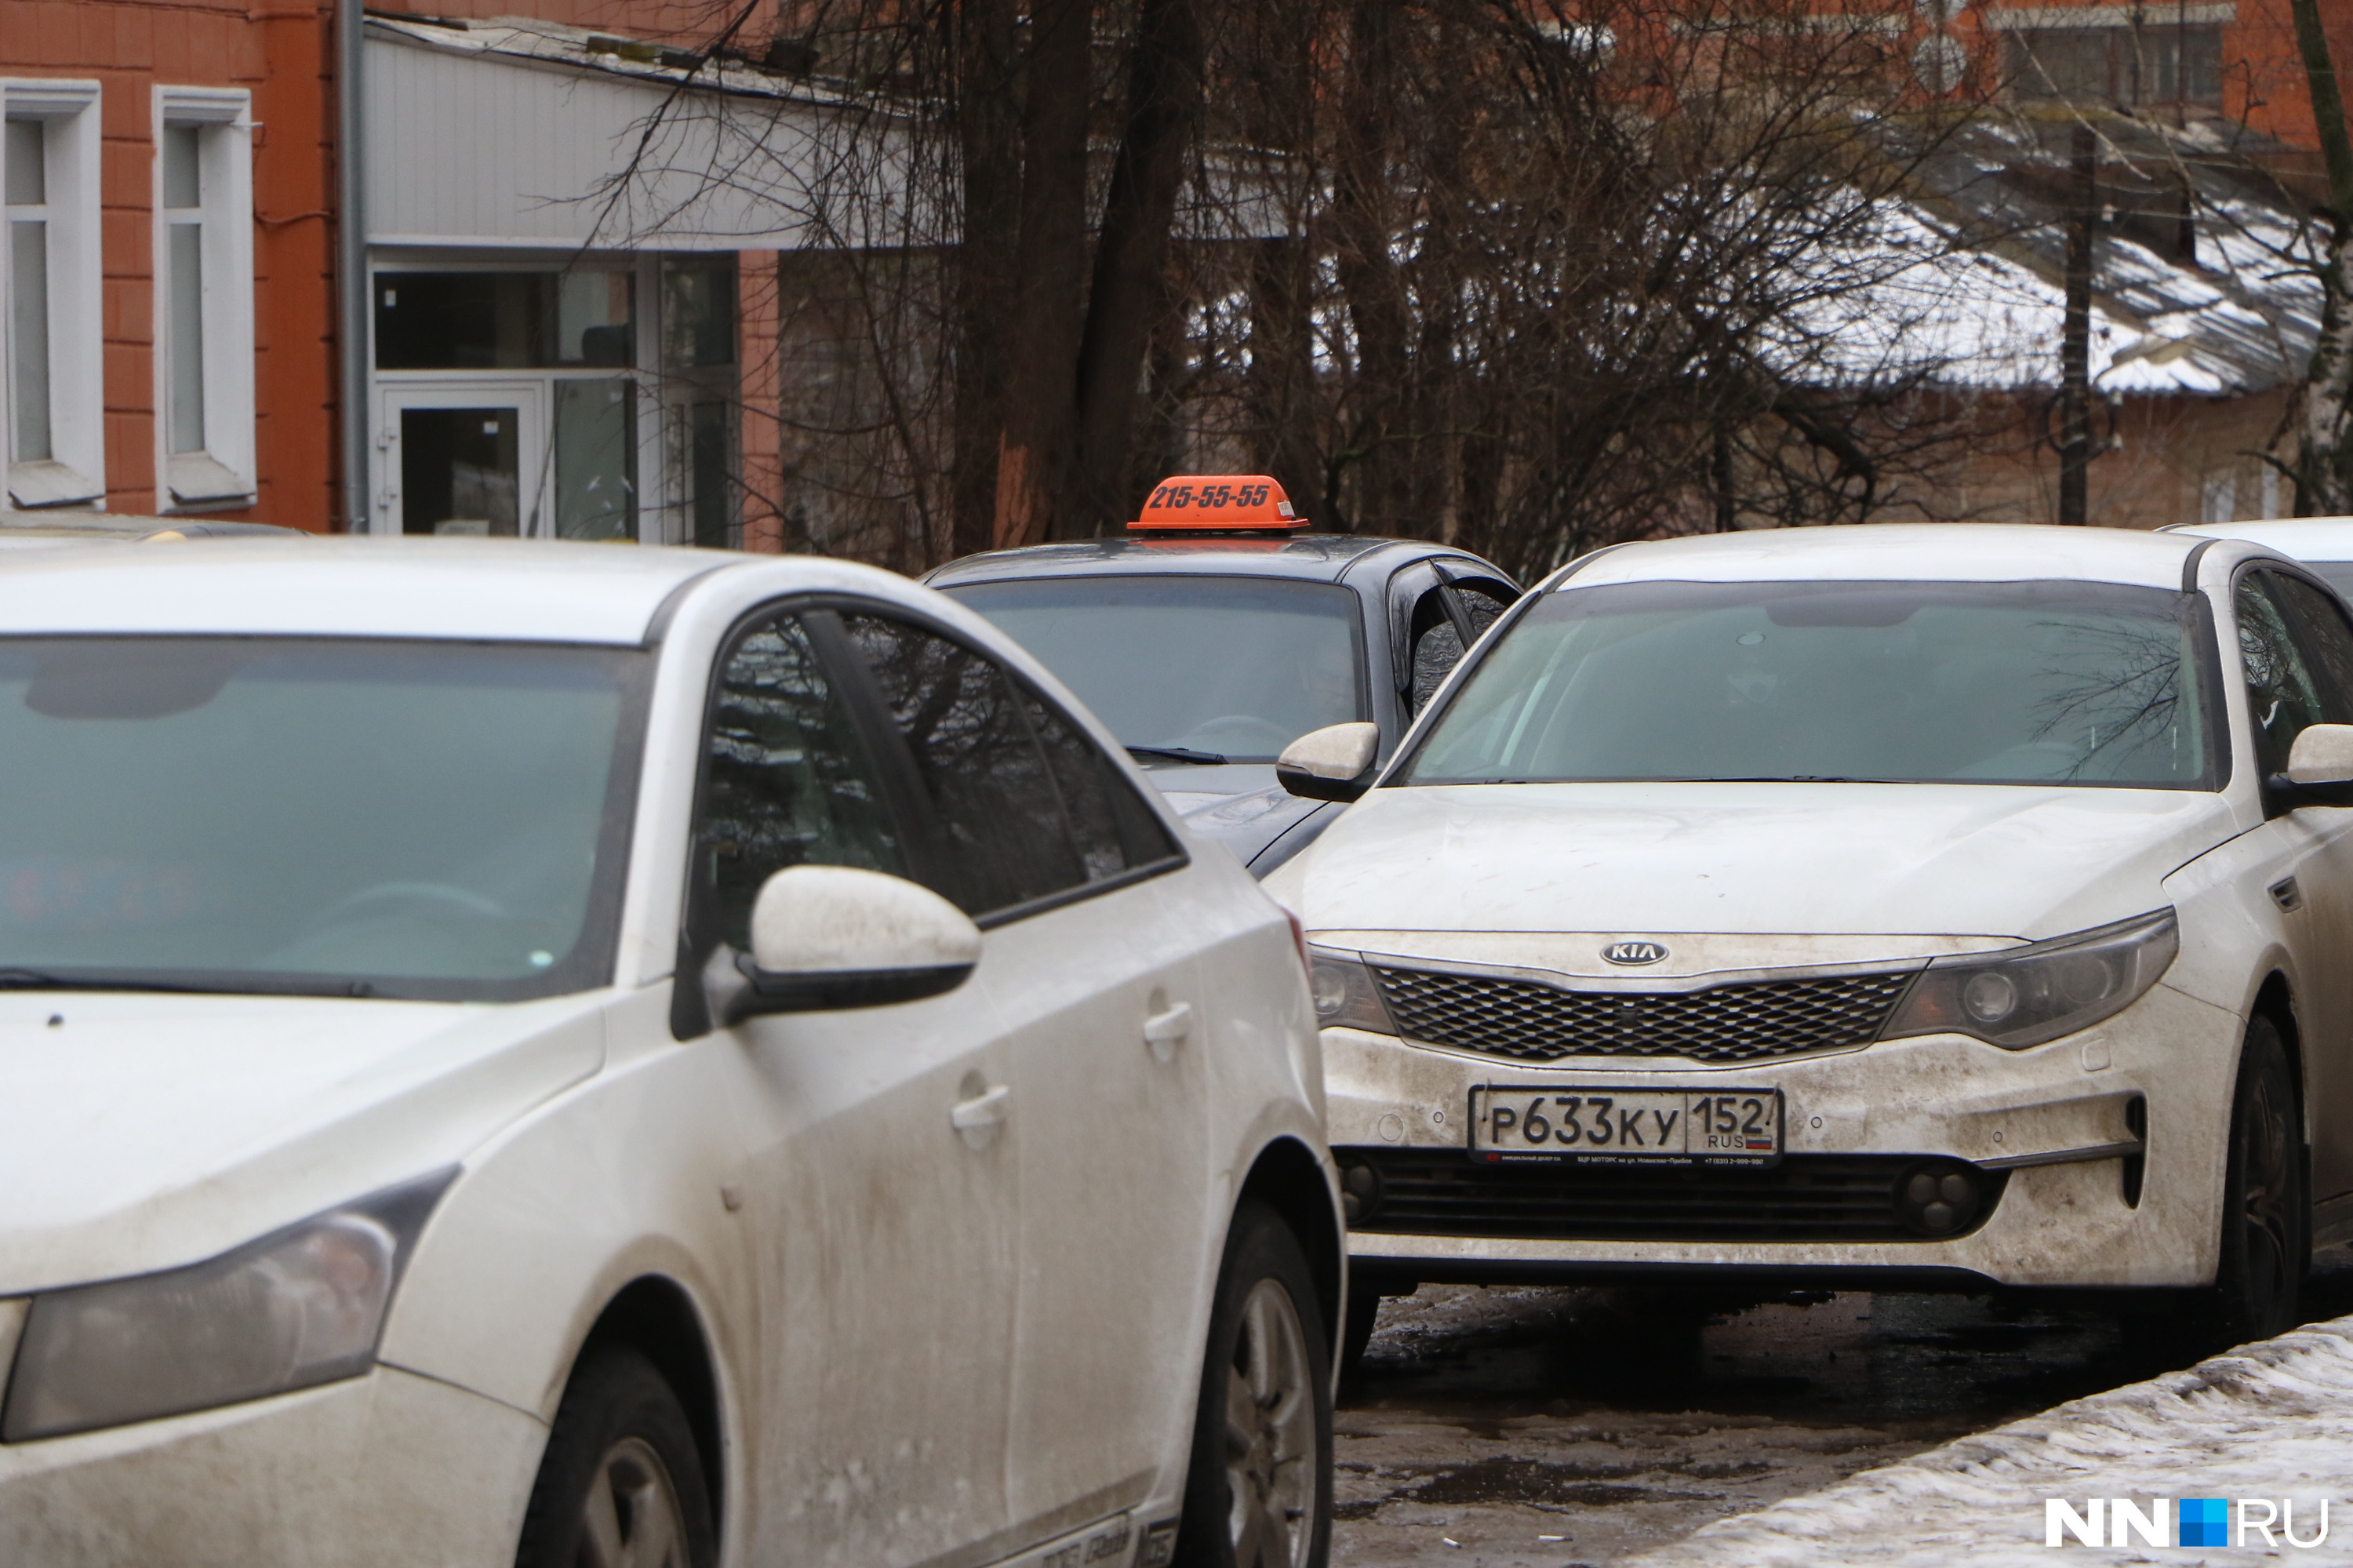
[
  {"x1": 0, "y1": 638, "x2": 645, "y2": 999},
  {"x1": 1403, "y1": 580, "x2": 2220, "y2": 790},
  {"x1": 944, "y1": 576, "x2": 1366, "y2": 763}
]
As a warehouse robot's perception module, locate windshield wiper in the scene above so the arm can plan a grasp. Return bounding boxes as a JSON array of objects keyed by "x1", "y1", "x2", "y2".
[
  {"x1": 0, "y1": 967, "x2": 373, "y2": 997},
  {"x1": 1126, "y1": 745, "x2": 1229, "y2": 766}
]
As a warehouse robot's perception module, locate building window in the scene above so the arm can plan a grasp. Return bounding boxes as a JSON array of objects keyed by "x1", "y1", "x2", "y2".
[
  {"x1": 661, "y1": 260, "x2": 737, "y2": 548},
  {"x1": 2, "y1": 80, "x2": 102, "y2": 510},
  {"x1": 2006, "y1": 24, "x2": 2223, "y2": 107},
  {"x1": 153, "y1": 88, "x2": 255, "y2": 510},
  {"x1": 376, "y1": 271, "x2": 635, "y2": 369},
  {"x1": 373, "y1": 264, "x2": 652, "y2": 540}
]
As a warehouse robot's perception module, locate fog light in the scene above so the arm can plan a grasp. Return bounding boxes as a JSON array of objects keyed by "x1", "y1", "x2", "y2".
[
  {"x1": 1893, "y1": 1162, "x2": 1983, "y2": 1237},
  {"x1": 1340, "y1": 1162, "x2": 1382, "y2": 1224}
]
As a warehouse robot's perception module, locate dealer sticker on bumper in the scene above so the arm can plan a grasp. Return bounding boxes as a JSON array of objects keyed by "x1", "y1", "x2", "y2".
[{"x1": 1469, "y1": 1087, "x2": 1784, "y2": 1167}]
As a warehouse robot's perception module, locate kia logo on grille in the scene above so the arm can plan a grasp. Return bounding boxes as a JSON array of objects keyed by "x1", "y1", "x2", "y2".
[{"x1": 1602, "y1": 940, "x2": 1669, "y2": 966}]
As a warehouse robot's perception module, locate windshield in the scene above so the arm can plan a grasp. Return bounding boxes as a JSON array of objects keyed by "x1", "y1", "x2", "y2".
[
  {"x1": 0, "y1": 638, "x2": 646, "y2": 999},
  {"x1": 943, "y1": 576, "x2": 1366, "y2": 762},
  {"x1": 1402, "y1": 579, "x2": 2220, "y2": 789}
]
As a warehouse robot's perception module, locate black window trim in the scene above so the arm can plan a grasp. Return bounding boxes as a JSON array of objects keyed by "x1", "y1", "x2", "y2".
[{"x1": 672, "y1": 592, "x2": 1190, "y2": 1036}]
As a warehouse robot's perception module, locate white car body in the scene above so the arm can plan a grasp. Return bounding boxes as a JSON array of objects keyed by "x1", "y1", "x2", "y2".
[
  {"x1": 0, "y1": 540, "x2": 1339, "y2": 1567},
  {"x1": 2173, "y1": 516, "x2": 2353, "y2": 602},
  {"x1": 1265, "y1": 524, "x2": 2353, "y2": 1301}
]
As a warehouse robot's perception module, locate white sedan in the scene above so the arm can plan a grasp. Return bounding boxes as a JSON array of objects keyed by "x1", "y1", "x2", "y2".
[
  {"x1": 1265, "y1": 523, "x2": 2353, "y2": 1359},
  {"x1": 0, "y1": 539, "x2": 1340, "y2": 1568},
  {"x1": 2173, "y1": 515, "x2": 2353, "y2": 598}
]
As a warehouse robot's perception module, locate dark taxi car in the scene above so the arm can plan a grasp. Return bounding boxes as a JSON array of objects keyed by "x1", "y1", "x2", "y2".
[{"x1": 926, "y1": 475, "x2": 1519, "y2": 874}]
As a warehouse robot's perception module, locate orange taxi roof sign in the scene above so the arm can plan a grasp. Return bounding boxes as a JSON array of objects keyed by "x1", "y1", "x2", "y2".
[{"x1": 1129, "y1": 475, "x2": 1300, "y2": 530}]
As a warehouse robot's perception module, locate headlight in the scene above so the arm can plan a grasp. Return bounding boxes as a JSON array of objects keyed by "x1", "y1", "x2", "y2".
[
  {"x1": 2, "y1": 1169, "x2": 455, "y2": 1441},
  {"x1": 1882, "y1": 910, "x2": 2177, "y2": 1051},
  {"x1": 1309, "y1": 948, "x2": 1398, "y2": 1034}
]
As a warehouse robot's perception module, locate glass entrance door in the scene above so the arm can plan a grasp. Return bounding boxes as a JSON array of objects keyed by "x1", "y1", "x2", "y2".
[{"x1": 378, "y1": 384, "x2": 544, "y2": 538}]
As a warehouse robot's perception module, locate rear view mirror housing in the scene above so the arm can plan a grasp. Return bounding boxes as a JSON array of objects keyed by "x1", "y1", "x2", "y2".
[
  {"x1": 2266, "y1": 723, "x2": 2353, "y2": 813},
  {"x1": 707, "y1": 864, "x2": 982, "y2": 1025},
  {"x1": 1276, "y1": 722, "x2": 1380, "y2": 803}
]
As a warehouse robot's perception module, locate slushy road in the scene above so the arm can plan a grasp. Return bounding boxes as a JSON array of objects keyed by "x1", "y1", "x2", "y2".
[{"x1": 1332, "y1": 1261, "x2": 2353, "y2": 1566}]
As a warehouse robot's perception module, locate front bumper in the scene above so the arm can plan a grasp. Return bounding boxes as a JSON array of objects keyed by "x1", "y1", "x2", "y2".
[
  {"x1": 1326, "y1": 980, "x2": 2238, "y2": 1290},
  {"x1": 0, "y1": 1357, "x2": 545, "y2": 1567}
]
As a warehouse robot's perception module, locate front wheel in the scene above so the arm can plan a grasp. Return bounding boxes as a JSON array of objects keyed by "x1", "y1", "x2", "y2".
[
  {"x1": 1175, "y1": 1202, "x2": 1333, "y2": 1568},
  {"x1": 2202, "y1": 1015, "x2": 2307, "y2": 1347},
  {"x1": 515, "y1": 1345, "x2": 716, "y2": 1568}
]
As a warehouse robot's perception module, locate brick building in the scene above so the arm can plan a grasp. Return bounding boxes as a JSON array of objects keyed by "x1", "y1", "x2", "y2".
[{"x1": 1, "y1": 0, "x2": 810, "y2": 544}]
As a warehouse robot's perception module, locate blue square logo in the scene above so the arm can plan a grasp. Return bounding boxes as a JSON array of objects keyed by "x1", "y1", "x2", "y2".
[{"x1": 2180, "y1": 1498, "x2": 2229, "y2": 1548}]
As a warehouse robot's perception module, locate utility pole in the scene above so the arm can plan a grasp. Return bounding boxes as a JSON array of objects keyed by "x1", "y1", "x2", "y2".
[{"x1": 2058, "y1": 124, "x2": 2098, "y2": 526}]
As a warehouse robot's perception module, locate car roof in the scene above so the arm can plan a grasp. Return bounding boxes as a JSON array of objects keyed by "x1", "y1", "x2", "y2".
[
  {"x1": 0, "y1": 515, "x2": 308, "y2": 549},
  {"x1": 0, "y1": 537, "x2": 744, "y2": 643},
  {"x1": 1560, "y1": 523, "x2": 2225, "y2": 591},
  {"x1": 2166, "y1": 517, "x2": 2353, "y2": 562},
  {"x1": 925, "y1": 533, "x2": 1500, "y2": 588}
]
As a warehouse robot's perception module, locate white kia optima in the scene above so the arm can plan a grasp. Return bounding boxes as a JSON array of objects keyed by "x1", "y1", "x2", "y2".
[
  {"x1": 0, "y1": 540, "x2": 1339, "y2": 1568},
  {"x1": 1262, "y1": 523, "x2": 2353, "y2": 1360}
]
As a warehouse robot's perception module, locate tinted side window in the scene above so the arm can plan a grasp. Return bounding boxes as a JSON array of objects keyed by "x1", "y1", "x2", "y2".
[
  {"x1": 1022, "y1": 692, "x2": 1183, "y2": 880},
  {"x1": 698, "y1": 613, "x2": 906, "y2": 949},
  {"x1": 1410, "y1": 588, "x2": 1509, "y2": 713},
  {"x1": 2236, "y1": 574, "x2": 2328, "y2": 778},
  {"x1": 838, "y1": 613, "x2": 1085, "y2": 915},
  {"x1": 2268, "y1": 573, "x2": 2353, "y2": 726}
]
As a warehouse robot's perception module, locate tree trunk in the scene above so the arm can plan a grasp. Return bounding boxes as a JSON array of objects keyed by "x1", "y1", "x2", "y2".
[
  {"x1": 993, "y1": 0, "x2": 1094, "y2": 548},
  {"x1": 2290, "y1": 0, "x2": 2353, "y2": 513},
  {"x1": 1247, "y1": 235, "x2": 1328, "y2": 526},
  {"x1": 950, "y1": 0, "x2": 1021, "y2": 560},
  {"x1": 1329, "y1": 0, "x2": 1409, "y2": 534},
  {"x1": 1067, "y1": 0, "x2": 1207, "y2": 538}
]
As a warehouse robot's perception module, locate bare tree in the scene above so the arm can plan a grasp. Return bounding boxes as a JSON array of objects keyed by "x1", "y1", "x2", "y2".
[
  {"x1": 2289, "y1": 0, "x2": 2353, "y2": 513},
  {"x1": 591, "y1": 0, "x2": 2017, "y2": 575}
]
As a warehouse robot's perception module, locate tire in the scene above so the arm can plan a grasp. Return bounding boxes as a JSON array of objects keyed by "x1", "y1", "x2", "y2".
[
  {"x1": 1175, "y1": 1202, "x2": 1334, "y2": 1568},
  {"x1": 515, "y1": 1345, "x2": 717, "y2": 1568},
  {"x1": 2202, "y1": 1016, "x2": 2308, "y2": 1347}
]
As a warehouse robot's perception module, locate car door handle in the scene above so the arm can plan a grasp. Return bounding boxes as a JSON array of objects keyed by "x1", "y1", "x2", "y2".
[
  {"x1": 1144, "y1": 1002, "x2": 1194, "y2": 1062},
  {"x1": 951, "y1": 1084, "x2": 1010, "y2": 1131}
]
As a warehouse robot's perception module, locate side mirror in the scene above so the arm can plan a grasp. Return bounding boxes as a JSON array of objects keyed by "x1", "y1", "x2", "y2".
[
  {"x1": 706, "y1": 864, "x2": 981, "y2": 1025},
  {"x1": 2267, "y1": 722, "x2": 2353, "y2": 813},
  {"x1": 1276, "y1": 721, "x2": 1380, "y2": 803}
]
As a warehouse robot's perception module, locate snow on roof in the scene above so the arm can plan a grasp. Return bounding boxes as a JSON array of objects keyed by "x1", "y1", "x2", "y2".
[
  {"x1": 364, "y1": 10, "x2": 862, "y2": 108},
  {"x1": 1877, "y1": 111, "x2": 2326, "y2": 398}
]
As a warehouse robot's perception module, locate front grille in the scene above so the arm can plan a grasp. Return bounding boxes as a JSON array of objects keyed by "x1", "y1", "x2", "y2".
[
  {"x1": 1372, "y1": 965, "x2": 1915, "y2": 1064},
  {"x1": 1344, "y1": 1148, "x2": 2006, "y2": 1243}
]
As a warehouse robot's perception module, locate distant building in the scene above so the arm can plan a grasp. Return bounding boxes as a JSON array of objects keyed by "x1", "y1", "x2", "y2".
[
  {"x1": 0, "y1": 0, "x2": 861, "y2": 546},
  {"x1": 3, "y1": 2, "x2": 2348, "y2": 539}
]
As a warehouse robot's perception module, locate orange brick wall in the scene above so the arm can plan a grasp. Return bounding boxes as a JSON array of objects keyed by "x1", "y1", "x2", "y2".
[
  {"x1": 2, "y1": 0, "x2": 339, "y2": 527},
  {"x1": 1947, "y1": 0, "x2": 2353, "y2": 157}
]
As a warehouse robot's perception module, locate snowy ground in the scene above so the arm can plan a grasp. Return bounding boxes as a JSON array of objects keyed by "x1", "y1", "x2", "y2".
[{"x1": 1623, "y1": 1316, "x2": 2353, "y2": 1567}]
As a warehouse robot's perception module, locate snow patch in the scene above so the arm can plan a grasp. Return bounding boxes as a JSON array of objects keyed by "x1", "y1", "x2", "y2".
[{"x1": 1624, "y1": 1319, "x2": 2353, "y2": 1567}]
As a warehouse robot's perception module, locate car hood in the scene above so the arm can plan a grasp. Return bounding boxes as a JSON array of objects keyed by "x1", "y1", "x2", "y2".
[
  {"x1": 1147, "y1": 762, "x2": 1329, "y2": 874},
  {"x1": 0, "y1": 991, "x2": 605, "y2": 1293},
  {"x1": 1270, "y1": 781, "x2": 2242, "y2": 957}
]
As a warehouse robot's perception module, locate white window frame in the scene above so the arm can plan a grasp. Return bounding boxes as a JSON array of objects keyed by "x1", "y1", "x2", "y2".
[
  {"x1": 2, "y1": 79, "x2": 104, "y2": 511},
  {"x1": 151, "y1": 86, "x2": 255, "y2": 511}
]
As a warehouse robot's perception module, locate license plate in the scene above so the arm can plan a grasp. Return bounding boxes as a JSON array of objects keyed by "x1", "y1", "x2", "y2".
[{"x1": 1468, "y1": 1087, "x2": 1784, "y2": 1166}]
